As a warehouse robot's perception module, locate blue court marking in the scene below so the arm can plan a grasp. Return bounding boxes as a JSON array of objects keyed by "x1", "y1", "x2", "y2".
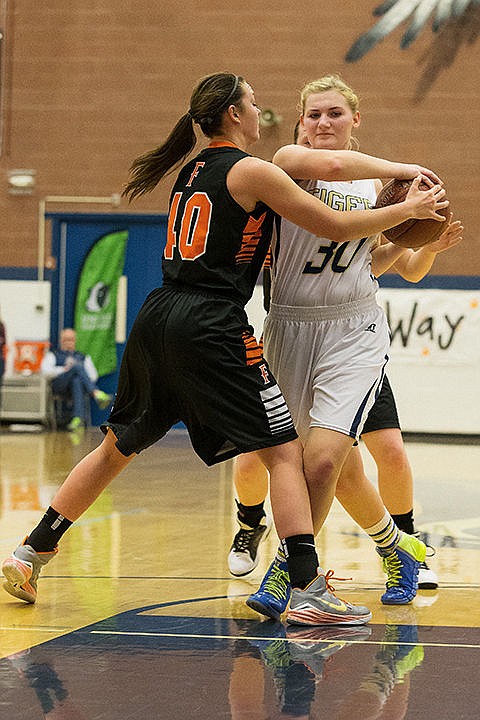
[
  {"x1": 43, "y1": 597, "x2": 480, "y2": 649},
  {"x1": 2, "y1": 599, "x2": 479, "y2": 720}
]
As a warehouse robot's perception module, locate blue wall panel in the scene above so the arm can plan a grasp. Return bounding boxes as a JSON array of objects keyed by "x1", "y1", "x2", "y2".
[{"x1": 48, "y1": 212, "x2": 168, "y2": 426}]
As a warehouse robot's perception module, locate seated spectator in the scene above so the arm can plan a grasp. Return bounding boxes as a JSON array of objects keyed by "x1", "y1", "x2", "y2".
[{"x1": 41, "y1": 328, "x2": 112, "y2": 431}]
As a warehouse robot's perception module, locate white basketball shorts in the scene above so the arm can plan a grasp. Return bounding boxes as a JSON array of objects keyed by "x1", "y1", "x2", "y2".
[{"x1": 263, "y1": 295, "x2": 390, "y2": 442}]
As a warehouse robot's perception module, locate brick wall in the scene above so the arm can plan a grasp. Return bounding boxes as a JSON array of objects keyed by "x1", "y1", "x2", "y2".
[{"x1": 0, "y1": 0, "x2": 478, "y2": 274}]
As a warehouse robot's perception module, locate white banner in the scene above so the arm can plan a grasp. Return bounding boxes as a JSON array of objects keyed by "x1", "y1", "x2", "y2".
[{"x1": 377, "y1": 288, "x2": 480, "y2": 365}]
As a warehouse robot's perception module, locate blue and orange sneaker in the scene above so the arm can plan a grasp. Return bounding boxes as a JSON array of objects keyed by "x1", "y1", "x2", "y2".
[
  {"x1": 378, "y1": 532, "x2": 426, "y2": 605},
  {"x1": 287, "y1": 571, "x2": 372, "y2": 626},
  {"x1": 246, "y1": 551, "x2": 291, "y2": 621},
  {"x1": 286, "y1": 624, "x2": 372, "y2": 676}
]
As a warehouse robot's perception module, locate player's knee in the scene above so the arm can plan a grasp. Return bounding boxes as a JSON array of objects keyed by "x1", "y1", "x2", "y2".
[
  {"x1": 259, "y1": 439, "x2": 303, "y2": 472},
  {"x1": 235, "y1": 452, "x2": 263, "y2": 479},
  {"x1": 378, "y1": 443, "x2": 409, "y2": 472},
  {"x1": 303, "y1": 453, "x2": 337, "y2": 491}
]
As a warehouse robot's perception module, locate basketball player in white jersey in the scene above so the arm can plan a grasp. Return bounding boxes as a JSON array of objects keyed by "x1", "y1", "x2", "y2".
[
  {"x1": 245, "y1": 75, "x2": 452, "y2": 621},
  {"x1": 228, "y1": 124, "x2": 462, "y2": 600}
]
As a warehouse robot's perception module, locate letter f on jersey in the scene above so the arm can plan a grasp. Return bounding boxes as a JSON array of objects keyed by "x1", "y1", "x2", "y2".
[
  {"x1": 259, "y1": 363, "x2": 270, "y2": 385},
  {"x1": 186, "y1": 162, "x2": 205, "y2": 187}
]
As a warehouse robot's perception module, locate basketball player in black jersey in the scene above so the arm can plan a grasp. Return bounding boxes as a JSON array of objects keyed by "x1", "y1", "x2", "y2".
[{"x1": 2, "y1": 73, "x2": 447, "y2": 625}]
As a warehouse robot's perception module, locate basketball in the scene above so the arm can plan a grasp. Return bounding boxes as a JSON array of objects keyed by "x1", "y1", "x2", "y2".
[{"x1": 374, "y1": 178, "x2": 449, "y2": 249}]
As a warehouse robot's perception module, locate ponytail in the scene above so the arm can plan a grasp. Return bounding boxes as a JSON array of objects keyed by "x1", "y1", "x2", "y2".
[
  {"x1": 123, "y1": 113, "x2": 197, "y2": 202},
  {"x1": 123, "y1": 72, "x2": 243, "y2": 202}
]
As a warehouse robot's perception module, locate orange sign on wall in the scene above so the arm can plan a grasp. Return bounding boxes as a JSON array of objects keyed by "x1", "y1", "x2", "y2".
[{"x1": 13, "y1": 341, "x2": 49, "y2": 375}]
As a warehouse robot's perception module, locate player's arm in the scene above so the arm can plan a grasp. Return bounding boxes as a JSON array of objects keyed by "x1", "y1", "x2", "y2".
[
  {"x1": 392, "y1": 213, "x2": 464, "y2": 282},
  {"x1": 228, "y1": 158, "x2": 448, "y2": 244},
  {"x1": 371, "y1": 241, "x2": 408, "y2": 277},
  {"x1": 272, "y1": 144, "x2": 442, "y2": 185},
  {"x1": 227, "y1": 158, "x2": 448, "y2": 242}
]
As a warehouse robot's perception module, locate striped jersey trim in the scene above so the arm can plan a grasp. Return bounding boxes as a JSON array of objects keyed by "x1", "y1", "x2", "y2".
[
  {"x1": 260, "y1": 384, "x2": 295, "y2": 435},
  {"x1": 236, "y1": 212, "x2": 267, "y2": 264},
  {"x1": 242, "y1": 332, "x2": 263, "y2": 365}
]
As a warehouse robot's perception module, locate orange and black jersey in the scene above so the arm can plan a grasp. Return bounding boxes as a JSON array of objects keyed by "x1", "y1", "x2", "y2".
[{"x1": 162, "y1": 142, "x2": 275, "y2": 307}]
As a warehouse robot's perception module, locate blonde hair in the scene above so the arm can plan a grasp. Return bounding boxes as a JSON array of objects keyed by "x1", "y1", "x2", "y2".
[{"x1": 299, "y1": 74, "x2": 360, "y2": 150}]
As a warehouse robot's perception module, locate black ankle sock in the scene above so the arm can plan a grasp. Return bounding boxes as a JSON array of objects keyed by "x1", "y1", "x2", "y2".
[
  {"x1": 236, "y1": 500, "x2": 265, "y2": 528},
  {"x1": 281, "y1": 534, "x2": 318, "y2": 590},
  {"x1": 27, "y1": 507, "x2": 73, "y2": 552},
  {"x1": 391, "y1": 510, "x2": 415, "y2": 535}
]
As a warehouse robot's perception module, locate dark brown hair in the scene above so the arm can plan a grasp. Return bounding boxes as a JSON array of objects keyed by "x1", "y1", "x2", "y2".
[{"x1": 123, "y1": 72, "x2": 244, "y2": 201}]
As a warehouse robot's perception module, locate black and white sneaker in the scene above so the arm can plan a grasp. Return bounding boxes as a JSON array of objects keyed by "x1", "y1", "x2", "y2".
[
  {"x1": 418, "y1": 561, "x2": 438, "y2": 589},
  {"x1": 228, "y1": 516, "x2": 272, "y2": 577},
  {"x1": 414, "y1": 531, "x2": 439, "y2": 589}
]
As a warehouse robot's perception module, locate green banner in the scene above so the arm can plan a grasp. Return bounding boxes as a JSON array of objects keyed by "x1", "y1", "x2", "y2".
[{"x1": 74, "y1": 230, "x2": 128, "y2": 377}]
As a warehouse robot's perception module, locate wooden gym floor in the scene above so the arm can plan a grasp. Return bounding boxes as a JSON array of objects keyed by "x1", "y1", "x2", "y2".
[{"x1": 0, "y1": 426, "x2": 479, "y2": 719}]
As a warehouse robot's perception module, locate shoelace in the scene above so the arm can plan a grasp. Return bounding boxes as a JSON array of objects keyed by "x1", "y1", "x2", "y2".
[
  {"x1": 232, "y1": 527, "x2": 256, "y2": 553},
  {"x1": 323, "y1": 569, "x2": 354, "y2": 605},
  {"x1": 263, "y1": 563, "x2": 290, "y2": 599},
  {"x1": 261, "y1": 639, "x2": 292, "y2": 669},
  {"x1": 382, "y1": 554, "x2": 402, "y2": 588}
]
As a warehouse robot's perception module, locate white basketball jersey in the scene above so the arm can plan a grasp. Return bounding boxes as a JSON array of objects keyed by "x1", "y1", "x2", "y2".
[{"x1": 270, "y1": 178, "x2": 379, "y2": 307}]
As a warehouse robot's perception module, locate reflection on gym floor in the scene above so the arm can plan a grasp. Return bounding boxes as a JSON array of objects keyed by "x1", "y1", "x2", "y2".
[{"x1": 1, "y1": 427, "x2": 479, "y2": 719}]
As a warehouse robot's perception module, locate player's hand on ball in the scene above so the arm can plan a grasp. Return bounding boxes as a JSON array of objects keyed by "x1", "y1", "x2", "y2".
[
  {"x1": 399, "y1": 165, "x2": 443, "y2": 186},
  {"x1": 375, "y1": 177, "x2": 450, "y2": 248},
  {"x1": 405, "y1": 175, "x2": 448, "y2": 220}
]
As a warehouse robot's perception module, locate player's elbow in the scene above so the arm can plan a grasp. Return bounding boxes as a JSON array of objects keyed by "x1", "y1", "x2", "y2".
[
  {"x1": 321, "y1": 155, "x2": 346, "y2": 182},
  {"x1": 322, "y1": 222, "x2": 348, "y2": 243}
]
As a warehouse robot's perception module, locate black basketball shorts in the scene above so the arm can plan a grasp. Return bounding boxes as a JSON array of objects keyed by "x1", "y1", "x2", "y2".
[
  {"x1": 102, "y1": 285, "x2": 297, "y2": 465},
  {"x1": 361, "y1": 374, "x2": 400, "y2": 434}
]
